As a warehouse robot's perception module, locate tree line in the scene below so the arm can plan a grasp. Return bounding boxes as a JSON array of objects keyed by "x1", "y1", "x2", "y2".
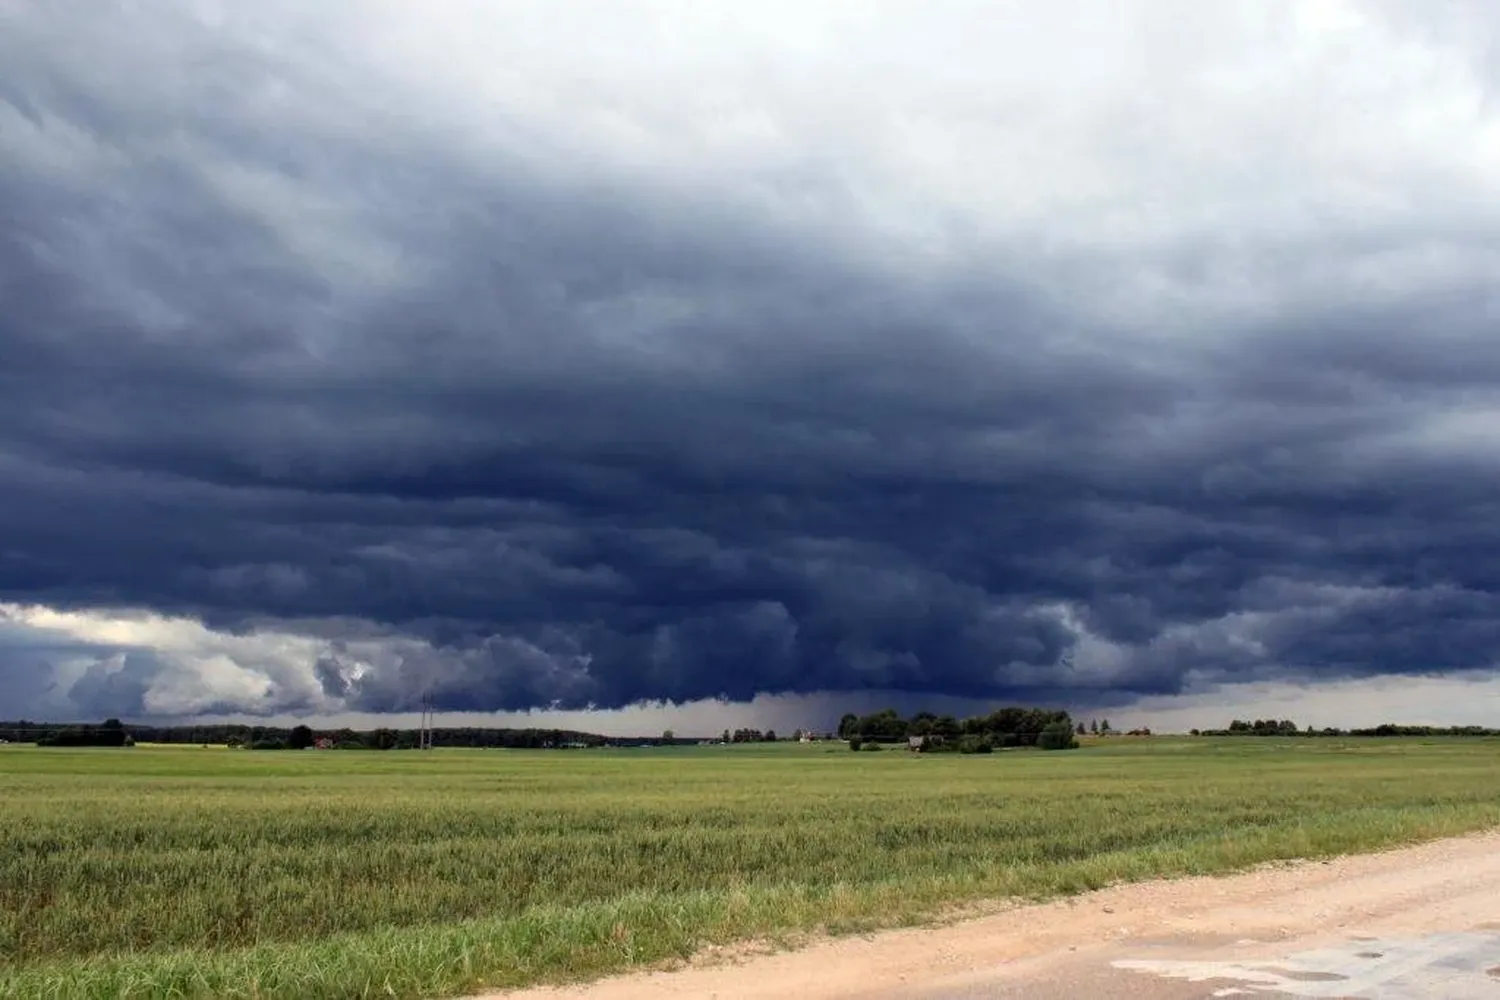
[
  {"x1": 722, "y1": 728, "x2": 779, "y2": 743},
  {"x1": 20, "y1": 718, "x2": 135, "y2": 747},
  {"x1": 837, "y1": 706, "x2": 1079, "y2": 752},
  {"x1": 0, "y1": 720, "x2": 647, "y2": 750},
  {"x1": 1192, "y1": 719, "x2": 1500, "y2": 737}
]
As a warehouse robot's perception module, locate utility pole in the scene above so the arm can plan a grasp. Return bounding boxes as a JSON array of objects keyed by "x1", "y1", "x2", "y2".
[{"x1": 419, "y1": 691, "x2": 434, "y2": 750}]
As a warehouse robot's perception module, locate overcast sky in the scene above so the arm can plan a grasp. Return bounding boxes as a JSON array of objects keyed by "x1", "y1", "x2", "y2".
[{"x1": 2, "y1": 0, "x2": 1499, "y2": 734}]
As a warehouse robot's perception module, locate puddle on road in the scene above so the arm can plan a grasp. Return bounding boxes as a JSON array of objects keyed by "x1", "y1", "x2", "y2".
[
  {"x1": 1113, "y1": 931, "x2": 1500, "y2": 998},
  {"x1": 1273, "y1": 969, "x2": 1346, "y2": 982}
]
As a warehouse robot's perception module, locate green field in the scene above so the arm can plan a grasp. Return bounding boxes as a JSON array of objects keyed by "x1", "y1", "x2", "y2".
[{"x1": 4, "y1": 737, "x2": 1500, "y2": 999}]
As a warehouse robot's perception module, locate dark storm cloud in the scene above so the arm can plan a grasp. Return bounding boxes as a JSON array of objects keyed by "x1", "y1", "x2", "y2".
[{"x1": 1, "y1": 0, "x2": 1498, "y2": 718}]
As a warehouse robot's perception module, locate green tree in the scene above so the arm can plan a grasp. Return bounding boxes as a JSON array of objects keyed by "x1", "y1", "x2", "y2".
[
  {"x1": 1038, "y1": 721, "x2": 1079, "y2": 751},
  {"x1": 98, "y1": 718, "x2": 129, "y2": 747},
  {"x1": 288, "y1": 725, "x2": 314, "y2": 750},
  {"x1": 958, "y1": 734, "x2": 995, "y2": 754},
  {"x1": 908, "y1": 711, "x2": 937, "y2": 736},
  {"x1": 853, "y1": 708, "x2": 907, "y2": 741},
  {"x1": 934, "y1": 715, "x2": 962, "y2": 739}
]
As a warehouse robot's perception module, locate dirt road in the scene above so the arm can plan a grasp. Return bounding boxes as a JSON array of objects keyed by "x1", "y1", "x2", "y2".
[{"x1": 484, "y1": 829, "x2": 1500, "y2": 999}]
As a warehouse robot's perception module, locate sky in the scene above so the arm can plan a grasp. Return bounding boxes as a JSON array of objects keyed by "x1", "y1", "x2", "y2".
[{"x1": 2, "y1": 0, "x2": 1499, "y2": 735}]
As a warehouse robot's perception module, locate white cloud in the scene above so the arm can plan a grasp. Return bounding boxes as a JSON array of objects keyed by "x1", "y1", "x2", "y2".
[{"x1": 0, "y1": 603, "x2": 327, "y2": 717}]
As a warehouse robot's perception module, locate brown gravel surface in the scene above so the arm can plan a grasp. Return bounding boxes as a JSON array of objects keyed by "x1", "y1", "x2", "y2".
[{"x1": 472, "y1": 829, "x2": 1500, "y2": 999}]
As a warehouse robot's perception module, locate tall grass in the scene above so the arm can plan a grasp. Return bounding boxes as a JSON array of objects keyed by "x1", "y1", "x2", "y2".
[{"x1": 3, "y1": 737, "x2": 1499, "y2": 999}]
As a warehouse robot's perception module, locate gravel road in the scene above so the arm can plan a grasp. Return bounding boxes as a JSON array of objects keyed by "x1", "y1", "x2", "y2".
[{"x1": 481, "y1": 829, "x2": 1500, "y2": 1000}]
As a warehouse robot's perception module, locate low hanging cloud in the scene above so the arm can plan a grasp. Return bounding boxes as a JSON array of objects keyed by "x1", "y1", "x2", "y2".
[{"x1": 1, "y1": 0, "x2": 1499, "y2": 724}]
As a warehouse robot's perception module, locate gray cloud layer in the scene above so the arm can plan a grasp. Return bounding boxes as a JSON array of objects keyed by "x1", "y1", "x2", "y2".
[{"x1": 2, "y1": 0, "x2": 1499, "y2": 719}]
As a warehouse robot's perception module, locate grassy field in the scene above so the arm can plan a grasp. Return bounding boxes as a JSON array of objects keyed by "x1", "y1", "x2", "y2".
[{"x1": 4, "y1": 737, "x2": 1500, "y2": 999}]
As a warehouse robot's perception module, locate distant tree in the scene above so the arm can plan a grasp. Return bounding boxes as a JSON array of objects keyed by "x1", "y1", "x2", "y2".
[
  {"x1": 1090, "y1": 719, "x2": 1099, "y2": 734},
  {"x1": 848, "y1": 737, "x2": 863, "y2": 751},
  {"x1": 1099, "y1": 719, "x2": 1111, "y2": 734},
  {"x1": 933, "y1": 715, "x2": 963, "y2": 739},
  {"x1": 850, "y1": 708, "x2": 907, "y2": 741},
  {"x1": 763, "y1": 729, "x2": 777, "y2": 742},
  {"x1": 721, "y1": 729, "x2": 731, "y2": 744},
  {"x1": 1076, "y1": 721, "x2": 1086, "y2": 735},
  {"x1": 661, "y1": 729, "x2": 674, "y2": 742},
  {"x1": 1038, "y1": 721, "x2": 1079, "y2": 751},
  {"x1": 908, "y1": 711, "x2": 937, "y2": 737},
  {"x1": 40, "y1": 719, "x2": 132, "y2": 747},
  {"x1": 957, "y1": 734, "x2": 994, "y2": 754},
  {"x1": 824, "y1": 705, "x2": 1075, "y2": 748},
  {"x1": 288, "y1": 725, "x2": 314, "y2": 750},
  {"x1": 792, "y1": 729, "x2": 804, "y2": 742}
]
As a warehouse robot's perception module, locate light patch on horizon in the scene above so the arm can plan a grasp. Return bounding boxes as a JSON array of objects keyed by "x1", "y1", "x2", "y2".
[{"x1": 4, "y1": 602, "x2": 1496, "y2": 735}]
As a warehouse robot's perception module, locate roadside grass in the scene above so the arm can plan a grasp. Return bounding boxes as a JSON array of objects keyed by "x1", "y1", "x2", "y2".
[{"x1": 3, "y1": 737, "x2": 1500, "y2": 999}]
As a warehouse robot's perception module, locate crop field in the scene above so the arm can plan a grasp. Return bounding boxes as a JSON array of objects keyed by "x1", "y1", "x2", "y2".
[{"x1": 4, "y1": 737, "x2": 1500, "y2": 999}]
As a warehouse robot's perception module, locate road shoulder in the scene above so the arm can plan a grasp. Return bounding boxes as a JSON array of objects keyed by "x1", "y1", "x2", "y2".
[{"x1": 477, "y1": 829, "x2": 1500, "y2": 1000}]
